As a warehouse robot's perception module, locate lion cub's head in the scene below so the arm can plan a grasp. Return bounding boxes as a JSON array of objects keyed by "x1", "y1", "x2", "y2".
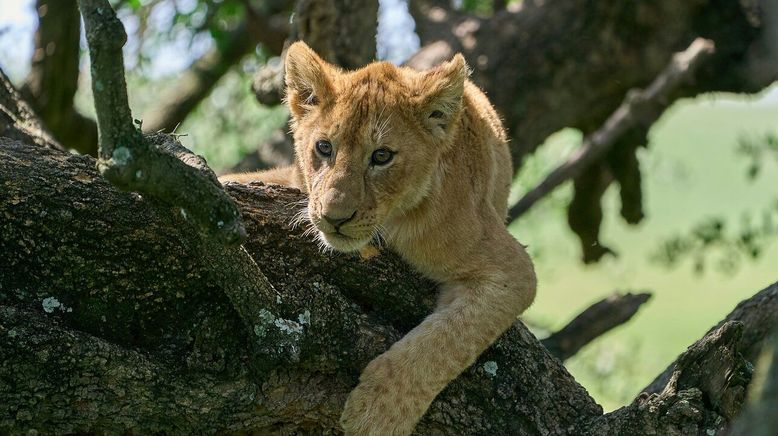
[{"x1": 285, "y1": 42, "x2": 468, "y2": 252}]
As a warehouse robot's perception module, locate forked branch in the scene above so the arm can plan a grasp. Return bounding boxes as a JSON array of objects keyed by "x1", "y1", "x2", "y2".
[
  {"x1": 77, "y1": 0, "x2": 246, "y2": 245},
  {"x1": 508, "y1": 38, "x2": 716, "y2": 222}
]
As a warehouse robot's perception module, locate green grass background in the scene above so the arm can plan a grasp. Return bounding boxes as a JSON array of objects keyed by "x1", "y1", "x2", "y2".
[{"x1": 510, "y1": 87, "x2": 778, "y2": 410}]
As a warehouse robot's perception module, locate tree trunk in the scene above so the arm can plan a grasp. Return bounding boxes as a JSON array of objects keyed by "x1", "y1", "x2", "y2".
[
  {"x1": 3, "y1": 1, "x2": 778, "y2": 430},
  {"x1": 1, "y1": 133, "x2": 775, "y2": 433}
]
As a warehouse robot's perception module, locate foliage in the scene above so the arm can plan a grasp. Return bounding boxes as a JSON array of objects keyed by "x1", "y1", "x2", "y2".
[
  {"x1": 738, "y1": 132, "x2": 778, "y2": 180},
  {"x1": 651, "y1": 130, "x2": 778, "y2": 275},
  {"x1": 651, "y1": 203, "x2": 778, "y2": 275},
  {"x1": 178, "y1": 65, "x2": 288, "y2": 171},
  {"x1": 111, "y1": 0, "x2": 250, "y2": 74}
]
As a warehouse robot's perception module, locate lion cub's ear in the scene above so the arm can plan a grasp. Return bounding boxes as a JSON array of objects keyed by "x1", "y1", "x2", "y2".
[
  {"x1": 417, "y1": 54, "x2": 468, "y2": 138},
  {"x1": 284, "y1": 41, "x2": 335, "y2": 120}
]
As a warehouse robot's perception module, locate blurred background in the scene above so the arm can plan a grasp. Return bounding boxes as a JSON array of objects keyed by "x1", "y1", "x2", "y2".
[{"x1": 1, "y1": 0, "x2": 776, "y2": 410}]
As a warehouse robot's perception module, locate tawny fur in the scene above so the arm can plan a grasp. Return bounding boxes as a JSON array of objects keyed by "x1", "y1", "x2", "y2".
[{"x1": 220, "y1": 42, "x2": 537, "y2": 436}]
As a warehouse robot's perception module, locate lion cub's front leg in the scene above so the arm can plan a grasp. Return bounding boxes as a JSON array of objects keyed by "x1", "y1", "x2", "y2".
[{"x1": 340, "y1": 232, "x2": 536, "y2": 435}]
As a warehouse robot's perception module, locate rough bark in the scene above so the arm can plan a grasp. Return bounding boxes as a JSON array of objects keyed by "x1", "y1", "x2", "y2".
[
  {"x1": 585, "y1": 321, "x2": 751, "y2": 436},
  {"x1": 0, "y1": 133, "x2": 774, "y2": 434},
  {"x1": 1, "y1": 139, "x2": 601, "y2": 434}
]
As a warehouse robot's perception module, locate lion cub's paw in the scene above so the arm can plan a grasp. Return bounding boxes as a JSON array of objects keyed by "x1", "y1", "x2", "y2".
[{"x1": 340, "y1": 355, "x2": 420, "y2": 436}]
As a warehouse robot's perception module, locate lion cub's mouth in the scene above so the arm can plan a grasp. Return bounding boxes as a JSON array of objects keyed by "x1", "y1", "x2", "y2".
[{"x1": 318, "y1": 229, "x2": 372, "y2": 253}]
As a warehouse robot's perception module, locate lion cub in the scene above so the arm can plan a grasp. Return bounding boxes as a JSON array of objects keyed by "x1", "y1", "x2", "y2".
[{"x1": 222, "y1": 42, "x2": 537, "y2": 435}]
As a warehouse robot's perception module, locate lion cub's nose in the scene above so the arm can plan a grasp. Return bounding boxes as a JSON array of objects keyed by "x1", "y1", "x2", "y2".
[{"x1": 323, "y1": 210, "x2": 356, "y2": 228}]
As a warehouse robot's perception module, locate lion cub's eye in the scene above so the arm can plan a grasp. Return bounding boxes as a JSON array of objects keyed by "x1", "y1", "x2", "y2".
[
  {"x1": 315, "y1": 140, "x2": 332, "y2": 157},
  {"x1": 371, "y1": 148, "x2": 394, "y2": 166}
]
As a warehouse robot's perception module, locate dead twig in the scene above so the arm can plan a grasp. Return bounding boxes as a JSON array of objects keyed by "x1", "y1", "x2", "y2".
[{"x1": 541, "y1": 292, "x2": 651, "y2": 361}]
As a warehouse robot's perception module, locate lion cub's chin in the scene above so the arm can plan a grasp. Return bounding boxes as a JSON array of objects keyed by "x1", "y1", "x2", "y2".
[{"x1": 319, "y1": 231, "x2": 371, "y2": 253}]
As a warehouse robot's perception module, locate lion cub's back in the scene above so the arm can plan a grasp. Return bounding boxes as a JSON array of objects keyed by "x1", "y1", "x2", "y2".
[{"x1": 460, "y1": 81, "x2": 513, "y2": 220}]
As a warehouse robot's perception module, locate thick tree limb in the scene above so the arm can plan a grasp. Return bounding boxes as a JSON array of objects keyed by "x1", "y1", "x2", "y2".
[
  {"x1": 642, "y1": 281, "x2": 778, "y2": 396},
  {"x1": 4, "y1": 137, "x2": 772, "y2": 433},
  {"x1": 586, "y1": 321, "x2": 751, "y2": 435},
  {"x1": 542, "y1": 292, "x2": 652, "y2": 361},
  {"x1": 77, "y1": 0, "x2": 245, "y2": 245},
  {"x1": 0, "y1": 139, "x2": 601, "y2": 433},
  {"x1": 508, "y1": 38, "x2": 715, "y2": 221}
]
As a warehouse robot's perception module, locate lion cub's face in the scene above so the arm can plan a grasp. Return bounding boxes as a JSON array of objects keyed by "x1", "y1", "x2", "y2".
[{"x1": 284, "y1": 42, "x2": 467, "y2": 252}]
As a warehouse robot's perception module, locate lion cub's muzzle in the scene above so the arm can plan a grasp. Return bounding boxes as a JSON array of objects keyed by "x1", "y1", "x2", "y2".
[
  {"x1": 310, "y1": 182, "x2": 375, "y2": 251},
  {"x1": 310, "y1": 205, "x2": 376, "y2": 252}
]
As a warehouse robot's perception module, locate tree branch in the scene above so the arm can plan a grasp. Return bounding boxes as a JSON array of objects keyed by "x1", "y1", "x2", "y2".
[
  {"x1": 542, "y1": 292, "x2": 652, "y2": 361},
  {"x1": 586, "y1": 321, "x2": 751, "y2": 434},
  {"x1": 2, "y1": 135, "x2": 776, "y2": 433},
  {"x1": 508, "y1": 38, "x2": 716, "y2": 221},
  {"x1": 0, "y1": 68, "x2": 61, "y2": 151},
  {"x1": 77, "y1": 0, "x2": 245, "y2": 245},
  {"x1": 0, "y1": 304, "x2": 348, "y2": 433},
  {"x1": 642, "y1": 280, "x2": 778, "y2": 396},
  {"x1": 0, "y1": 140, "x2": 604, "y2": 433}
]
